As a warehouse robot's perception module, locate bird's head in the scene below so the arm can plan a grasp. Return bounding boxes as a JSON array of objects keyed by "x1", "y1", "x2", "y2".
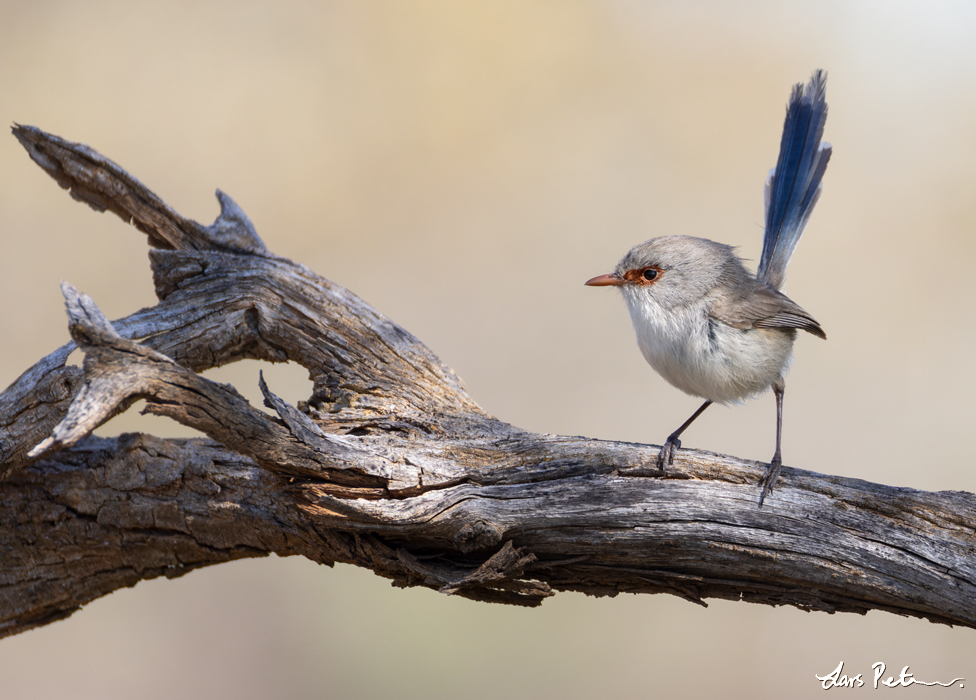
[{"x1": 585, "y1": 235, "x2": 736, "y2": 309}]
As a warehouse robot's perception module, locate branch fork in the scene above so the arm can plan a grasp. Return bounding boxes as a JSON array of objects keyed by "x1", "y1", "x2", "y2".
[{"x1": 3, "y1": 125, "x2": 976, "y2": 639}]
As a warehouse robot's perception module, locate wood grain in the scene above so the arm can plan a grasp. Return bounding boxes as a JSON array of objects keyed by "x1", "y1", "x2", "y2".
[{"x1": 2, "y1": 125, "x2": 975, "y2": 639}]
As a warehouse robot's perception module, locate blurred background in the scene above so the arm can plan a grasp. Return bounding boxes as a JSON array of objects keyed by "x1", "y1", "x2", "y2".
[{"x1": 2, "y1": 1, "x2": 976, "y2": 698}]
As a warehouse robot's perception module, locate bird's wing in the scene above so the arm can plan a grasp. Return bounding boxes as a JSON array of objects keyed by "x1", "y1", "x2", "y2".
[{"x1": 710, "y1": 283, "x2": 826, "y2": 339}]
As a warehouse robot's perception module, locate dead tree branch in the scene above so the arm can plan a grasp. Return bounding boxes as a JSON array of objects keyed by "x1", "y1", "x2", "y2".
[{"x1": 2, "y1": 125, "x2": 976, "y2": 639}]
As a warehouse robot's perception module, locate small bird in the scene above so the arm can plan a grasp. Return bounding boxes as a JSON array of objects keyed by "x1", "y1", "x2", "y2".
[{"x1": 585, "y1": 71, "x2": 831, "y2": 506}]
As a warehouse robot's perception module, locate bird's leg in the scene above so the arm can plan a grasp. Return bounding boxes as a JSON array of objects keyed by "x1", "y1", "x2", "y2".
[
  {"x1": 758, "y1": 381, "x2": 785, "y2": 508},
  {"x1": 657, "y1": 400, "x2": 712, "y2": 472}
]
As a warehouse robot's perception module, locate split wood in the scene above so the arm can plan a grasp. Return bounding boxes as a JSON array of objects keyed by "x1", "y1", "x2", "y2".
[{"x1": 2, "y1": 125, "x2": 975, "y2": 639}]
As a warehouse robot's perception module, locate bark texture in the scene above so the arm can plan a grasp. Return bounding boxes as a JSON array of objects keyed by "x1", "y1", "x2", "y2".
[{"x1": 3, "y1": 125, "x2": 976, "y2": 639}]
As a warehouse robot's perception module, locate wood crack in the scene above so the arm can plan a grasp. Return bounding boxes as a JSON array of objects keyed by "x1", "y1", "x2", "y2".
[{"x1": 3, "y1": 124, "x2": 976, "y2": 638}]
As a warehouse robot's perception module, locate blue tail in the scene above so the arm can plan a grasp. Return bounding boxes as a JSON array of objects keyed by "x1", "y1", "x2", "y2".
[{"x1": 757, "y1": 70, "x2": 832, "y2": 291}]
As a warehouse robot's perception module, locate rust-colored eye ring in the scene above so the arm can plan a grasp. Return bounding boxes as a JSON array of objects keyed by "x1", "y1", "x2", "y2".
[{"x1": 619, "y1": 265, "x2": 663, "y2": 285}]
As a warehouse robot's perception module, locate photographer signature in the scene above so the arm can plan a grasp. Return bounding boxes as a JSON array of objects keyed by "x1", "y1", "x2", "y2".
[{"x1": 816, "y1": 661, "x2": 964, "y2": 689}]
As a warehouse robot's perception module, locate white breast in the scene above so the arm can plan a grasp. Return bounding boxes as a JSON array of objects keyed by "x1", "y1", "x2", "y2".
[{"x1": 621, "y1": 289, "x2": 795, "y2": 404}]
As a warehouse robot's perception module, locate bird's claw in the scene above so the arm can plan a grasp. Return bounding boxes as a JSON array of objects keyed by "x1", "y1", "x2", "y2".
[
  {"x1": 656, "y1": 434, "x2": 681, "y2": 473},
  {"x1": 758, "y1": 453, "x2": 783, "y2": 508}
]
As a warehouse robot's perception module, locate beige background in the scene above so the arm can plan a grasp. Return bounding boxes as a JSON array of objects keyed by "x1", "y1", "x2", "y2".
[{"x1": 2, "y1": 1, "x2": 976, "y2": 698}]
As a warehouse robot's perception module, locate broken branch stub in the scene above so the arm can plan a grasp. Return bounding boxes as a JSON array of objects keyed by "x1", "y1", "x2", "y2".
[{"x1": 30, "y1": 283, "x2": 392, "y2": 487}]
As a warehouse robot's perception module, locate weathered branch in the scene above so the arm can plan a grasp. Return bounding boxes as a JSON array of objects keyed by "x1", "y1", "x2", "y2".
[{"x1": 3, "y1": 125, "x2": 976, "y2": 639}]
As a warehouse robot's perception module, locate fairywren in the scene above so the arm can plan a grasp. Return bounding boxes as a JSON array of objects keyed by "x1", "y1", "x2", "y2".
[{"x1": 586, "y1": 71, "x2": 831, "y2": 506}]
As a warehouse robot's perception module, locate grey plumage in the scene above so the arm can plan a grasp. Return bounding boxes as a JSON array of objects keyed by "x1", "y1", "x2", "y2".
[
  {"x1": 611, "y1": 235, "x2": 823, "y2": 405},
  {"x1": 586, "y1": 71, "x2": 831, "y2": 507}
]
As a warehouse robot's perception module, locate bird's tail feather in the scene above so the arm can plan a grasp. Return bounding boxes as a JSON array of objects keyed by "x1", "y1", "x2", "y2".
[{"x1": 758, "y1": 70, "x2": 831, "y2": 291}]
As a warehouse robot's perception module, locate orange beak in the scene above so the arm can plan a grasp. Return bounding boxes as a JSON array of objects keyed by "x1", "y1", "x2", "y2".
[{"x1": 584, "y1": 273, "x2": 624, "y2": 287}]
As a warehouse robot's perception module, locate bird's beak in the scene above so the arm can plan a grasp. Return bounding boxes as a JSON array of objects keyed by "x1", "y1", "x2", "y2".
[{"x1": 584, "y1": 273, "x2": 624, "y2": 287}]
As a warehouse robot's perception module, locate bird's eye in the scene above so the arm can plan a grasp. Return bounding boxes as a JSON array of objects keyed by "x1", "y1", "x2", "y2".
[{"x1": 642, "y1": 268, "x2": 659, "y2": 281}]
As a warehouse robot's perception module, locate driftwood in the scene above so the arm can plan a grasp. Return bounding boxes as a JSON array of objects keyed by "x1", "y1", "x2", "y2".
[{"x1": 2, "y1": 125, "x2": 976, "y2": 640}]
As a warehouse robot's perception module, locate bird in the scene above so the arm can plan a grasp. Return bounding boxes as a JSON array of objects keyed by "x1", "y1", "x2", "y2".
[{"x1": 585, "y1": 70, "x2": 831, "y2": 507}]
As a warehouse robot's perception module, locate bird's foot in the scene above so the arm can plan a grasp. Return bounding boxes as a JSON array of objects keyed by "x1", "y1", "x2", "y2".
[
  {"x1": 656, "y1": 434, "x2": 681, "y2": 473},
  {"x1": 758, "y1": 453, "x2": 783, "y2": 508}
]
